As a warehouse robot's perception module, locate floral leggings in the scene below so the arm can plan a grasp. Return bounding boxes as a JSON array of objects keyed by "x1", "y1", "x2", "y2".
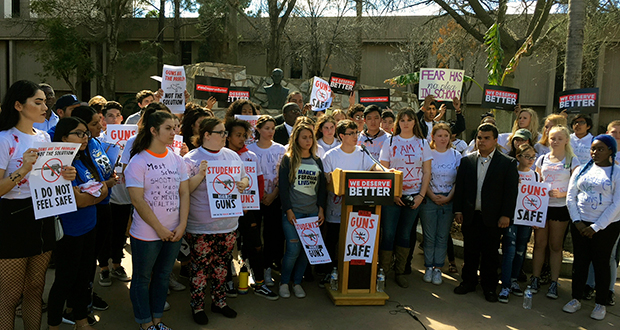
[{"x1": 185, "y1": 232, "x2": 236, "y2": 310}]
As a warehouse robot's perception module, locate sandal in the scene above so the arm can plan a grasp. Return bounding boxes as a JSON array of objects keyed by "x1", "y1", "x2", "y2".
[{"x1": 448, "y1": 263, "x2": 458, "y2": 273}]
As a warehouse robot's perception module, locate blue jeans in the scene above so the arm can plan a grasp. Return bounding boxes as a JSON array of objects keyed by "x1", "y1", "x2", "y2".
[
  {"x1": 500, "y1": 224, "x2": 532, "y2": 288},
  {"x1": 280, "y1": 212, "x2": 315, "y2": 285},
  {"x1": 129, "y1": 237, "x2": 181, "y2": 324},
  {"x1": 419, "y1": 197, "x2": 453, "y2": 268},
  {"x1": 380, "y1": 203, "x2": 421, "y2": 250}
]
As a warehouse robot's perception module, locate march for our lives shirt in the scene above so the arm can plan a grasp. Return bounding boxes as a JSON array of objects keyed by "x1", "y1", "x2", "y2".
[{"x1": 379, "y1": 135, "x2": 433, "y2": 195}]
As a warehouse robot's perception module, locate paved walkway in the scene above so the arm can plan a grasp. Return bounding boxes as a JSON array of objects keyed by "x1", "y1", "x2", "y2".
[{"x1": 14, "y1": 248, "x2": 620, "y2": 329}]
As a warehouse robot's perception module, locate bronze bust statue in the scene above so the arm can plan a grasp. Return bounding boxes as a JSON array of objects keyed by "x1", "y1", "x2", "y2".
[{"x1": 264, "y1": 68, "x2": 290, "y2": 110}]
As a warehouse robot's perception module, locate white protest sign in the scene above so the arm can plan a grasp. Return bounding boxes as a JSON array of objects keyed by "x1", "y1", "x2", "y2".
[
  {"x1": 418, "y1": 68, "x2": 465, "y2": 101},
  {"x1": 168, "y1": 135, "x2": 184, "y2": 155},
  {"x1": 294, "y1": 216, "x2": 331, "y2": 265},
  {"x1": 310, "y1": 76, "x2": 332, "y2": 111},
  {"x1": 29, "y1": 142, "x2": 80, "y2": 219},
  {"x1": 240, "y1": 162, "x2": 260, "y2": 210},
  {"x1": 104, "y1": 124, "x2": 138, "y2": 173},
  {"x1": 161, "y1": 64, "x2": 186, "y2": 113},
  {"x1": 235, "y1": 114, "x2": 261, "y2": 144},
  {"x1": 343, "y1": 211, "x2": 379, "y2": 263},
  {"x1": 513, "y1": 181, "x2": 551, "y2": 227},
  {"x1": 206, "y1": 160, "x2": 244, "y2": 218}
]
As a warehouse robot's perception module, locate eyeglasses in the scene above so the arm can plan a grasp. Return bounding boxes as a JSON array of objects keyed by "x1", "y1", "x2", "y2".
[
  {"x1": 342, "y1": 131, "x2": 359, "y2": 136},
  {"x1": 211, "y1": 130, "x2": 229, "y2": 137},
  {"x1": 573, "y1": 121, "x2": 587, "y2": 126},
  {"x1": 67, "y1": 130, "x2": 91, "y2": 139},
  {"x1": 519, "y1": 155, "x2": 536, "y2": 161},
  {"x1": 354, "y1": 116, "x2": 363, "y2": 120}
]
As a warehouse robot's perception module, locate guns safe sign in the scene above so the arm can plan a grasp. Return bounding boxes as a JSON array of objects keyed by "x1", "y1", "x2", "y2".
[
  {"x1": 205, "y1": 161, "x2": 244, "y2": 218},
  {"x1": 29, "y1": 142, "x2": 81, "y2": 219},
  {"x1": 294, "y1": 217, "x2": 331, "y2": 265},
  {"x1": 310, "y1": 76, "x2": 332, "y2": 111},
  {"x1": 513, "y1": 181, "x2": 551, "y2": 227},
  {"x1": 343, "y1": 212, "x2": 378, "y2": 264}
]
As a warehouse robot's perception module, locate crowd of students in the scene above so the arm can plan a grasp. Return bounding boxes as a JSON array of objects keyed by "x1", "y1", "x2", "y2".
[{"x1": 0, "y1": 80, "x2": 619, "y2": 330}]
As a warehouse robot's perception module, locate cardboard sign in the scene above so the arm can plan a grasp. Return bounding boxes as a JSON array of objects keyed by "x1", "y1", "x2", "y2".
[
  {"x1": 161, "y1": 65, "x2": 186, "y2": 113},
  {"x1": 235, "y1": 114, "x2": 261, "y2": 144},
  {"x1": 240, "y1": 162, "x2": 260, "y2": 210},
  {"x1": 343, "y1": 211, "x2": 378, "y2": 264},
  {"x1": 294, "y1": 216, "x2": 331, "y2": 265},
  {"x1": 206, "y1": 160, "x2": 244, "y2": 218},
  {"x1": 358, "y1": 89, "x2": 390, "y2": 108},
  {"x1": 195, "y1": 76, "x2": 231, "y2": 102},
  {"x1": 481, "y1": 84, "x2": 519, "y2": 110},
  {"x1": 418, "y1": 68, "x2": 464, "y2": 101},
  {"x1": 513, "y1": 181, "x2": 551, "y2": 227},
  {"x1": 344, "y1": 172, "x2": 394, "y2": 205},
  {"x1": 310, "y1": 76, "x2": 333, "y2": 111},
  {"x1": 29, "y1": 142, "x2": 80, "y2": 219},
  {"x1": 104, "y1": 124, "x2": 138, "y2": 173},
  {"x1": 227, "y1": 87, "x2": 251, "y2": 104},
  {"x1": 168, "y1": 135, "x2": 184, "y2": 155},
  {"x1": 559, "y1": 88, "x2": 599, "y2": 114},
  {"x1": 329, "y1": 72, "x2": 357, "y2": 95}
]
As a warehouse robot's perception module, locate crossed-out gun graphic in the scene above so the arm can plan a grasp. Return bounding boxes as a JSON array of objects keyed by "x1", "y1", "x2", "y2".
[
  {"x1": 216, "y1": 179, "x2": 236, "y2": 191},
  {"x1": 35, "y1": 164, "x2": 62, "y2": 176}
]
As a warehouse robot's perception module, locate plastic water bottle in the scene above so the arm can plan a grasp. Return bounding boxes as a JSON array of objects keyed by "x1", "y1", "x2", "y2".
[
  {"x1": 376, "y1": 268, "x2": 386, "y2": 292},
  {"x1": 330, "y1": 267, "x2": 338, "y2": 291},
  {"x1": 523, "y1": 285, "x2": 533, "y2": 309}
]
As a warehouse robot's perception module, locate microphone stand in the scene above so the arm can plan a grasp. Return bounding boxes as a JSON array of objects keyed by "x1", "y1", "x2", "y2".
[{"x1": 360, "y1": 144, "x2": 388, "y2": 172}]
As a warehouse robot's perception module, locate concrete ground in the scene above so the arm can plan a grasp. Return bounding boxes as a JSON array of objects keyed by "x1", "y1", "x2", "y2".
[{"x1": 14, "y1": 247, "x2": 620, "y2": 330}]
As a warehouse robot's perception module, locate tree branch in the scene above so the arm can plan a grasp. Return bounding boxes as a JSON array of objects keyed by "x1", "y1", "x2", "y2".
[
  {"x1": 433, "y1": 0, "x2": 485, "y2": 42},
  {"x1": 467, "y1": 0, "x2": 496, "y2": 28},
  {"x1": 525, "y1": 0, "x2": 547, "y2": 36}
]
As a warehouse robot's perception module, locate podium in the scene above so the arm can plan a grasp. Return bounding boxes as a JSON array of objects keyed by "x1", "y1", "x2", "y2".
[{"x1": 326, "y1": 169, "x2": 402, "y2": 306}]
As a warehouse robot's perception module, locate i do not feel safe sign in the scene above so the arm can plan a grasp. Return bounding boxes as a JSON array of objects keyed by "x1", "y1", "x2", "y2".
[
  {"x1": 29, "y1": 142, "x2": 81, "y2": 219},
  {"x1": 513, "y1": 181, "x2": 551, "y2": 227},
  {"x1": 343, "y1": 211, "x2": 378, "y2": 264}
]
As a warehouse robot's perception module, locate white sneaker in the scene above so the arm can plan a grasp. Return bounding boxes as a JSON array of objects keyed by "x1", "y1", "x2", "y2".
[
  {"x1": 423, "y1": 267, "x2": 433, "y2": 283},
  {"x1": 163, "y1": 301, "x2": 171, "y2": 311},
  {"x1": 562, "y1": 299, "x2": 582, "y2": 313},
  {"x1": 264, "y1": 268, "x2": 275, "y2": 287},
  {"x1": 279, "y1": 284, "x2": 290, "y2": 298},
  {"x1": 293, "y1": 284, "x2": 306, "y2": 298},
  {"x1": 590, "y1": 303, "x2": 606, "y2": 320},
  {"x1": 431, "y1": 269, "x2": 442, "y2": 285},
  {"x1": 169, "y1": 273, "x2": 186, "y2": 291}
]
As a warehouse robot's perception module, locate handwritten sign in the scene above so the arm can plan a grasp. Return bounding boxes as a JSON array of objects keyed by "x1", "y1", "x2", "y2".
[
  {"x1": 559, "y1": 88, "x2": 599, "y2": 114},
  {"x1": 329, "y1": 72, "x2": 357, "y2": 95},
  {"x1": 104, "y1": 124, "x2": 137, "y2": 173},
  {"x1": 418, "y1": 68, "x2": 464, "y2": 101},
  {"x1": 310, "y1": 76, "x2": 332, "y2": 111},
  {"x1": 240, "y1": 162, "x2": 260, "y2": 210},
  {"x1": 513, "y1": 181, "x2": 551, "y2": 227},
  {"x1": 206, "y1": 160, "x2": 244, "y2": 218},
  {"x1": 161, "y1": 65, "x2": 186, "y2": 113},
  {"x1": 481, "y1": 84, "x2": 519, "y2": 110},
  {"x1": 294, "y1": 216, "x2": 331, "y2": 265},
  {"x1": 29, "y1": 142, "x2": 80, "y2": 219},
  {"x1": 358, "y1": 89, "x2": 390, "y2": 108},
  {"x1": 343, "y1": 211, "x2": 378, "y2": 264},
  {"x1": 195, "y1": 76, "x2": 231, "y2": 102}
]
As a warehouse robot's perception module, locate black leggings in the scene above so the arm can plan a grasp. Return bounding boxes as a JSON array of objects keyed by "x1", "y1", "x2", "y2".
[
  {"x1": 109, "y1": 203, "x2": 132, "y2": 264},
  {"x1": 95, "y1": 203, "x2": 112, "y2": 268},
  {"x1": 259, "y1": 198, "x2": 284, "y2": 268},
  {"x1": 238, "y1": 210, "x2": 265, "y2": 281}
]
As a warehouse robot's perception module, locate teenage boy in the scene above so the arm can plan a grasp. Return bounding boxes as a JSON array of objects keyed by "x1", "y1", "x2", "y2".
[
  {"x1": 381, "y1": 110, "x2": 395, "y2": 134},
  {"x1": 320, "y1": 119, "x2": 377, "y2": 286},
  {"x1": 125, "y1": 90, "x2": 156, "y2": 124},
  {"x1": 348, "y1": 104, "x2": 365, "y2": 133},
  {"x1": 570, "y1": 114, "x2": 594, "y2": 165},
  {"x1": 34, "y1": 83, "x2": 59, "y2": 131},
  {"x1": 47, "y1": 94, "x2": 82, "y2": 139},
  {"x1": 357, "y1": 105, "x2": 389, "y2": 160}
]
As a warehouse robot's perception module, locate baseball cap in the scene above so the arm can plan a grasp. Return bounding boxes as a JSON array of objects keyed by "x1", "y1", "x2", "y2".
[
  {"x1": 514, "y1": 128, "x2": 532, "y2": 141},
  {"x1": 54, "y1": 94, "x2": 80, "y2": 110}
]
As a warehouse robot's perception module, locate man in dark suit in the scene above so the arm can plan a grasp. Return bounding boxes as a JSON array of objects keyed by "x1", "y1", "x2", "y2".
[
  {"x1": 453, "y1": 123, "x2": 519, "y2": 302},
  {"x1": 273, "y1": 102, "x2": 301, "y2": 145},
  {"x1": 274, "y1": 91, "x2": 309, "y2": 126}
]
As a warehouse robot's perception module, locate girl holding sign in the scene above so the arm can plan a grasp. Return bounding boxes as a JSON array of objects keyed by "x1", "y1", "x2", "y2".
[
  {"x1": 0, "y1": 81, "x2": 76, "y2": 330},
  {"x1": 531, "y1": 125, "x2": 580, "y2": 299},
  {"x1": 48, "y1": 117, "x2": 109, "y2": 330},
  {"x1": 419, "y1": 123, "x2": 460, "y2": 286},
  {"x1": 125, "y1": 108, "x2": 189, "y2": 330},
  {"x1": 278, "y1": 123, "x2": 327, "y2": 299},
  {"x1": 378, "y1": 108, "x2": 433, "y2": 289},
  {"x1": 183, "y1": 117, "x2": 249, "y2": 324},
  {"x1": 564, "y1": 135, "x2": 620, "y2": 320}
]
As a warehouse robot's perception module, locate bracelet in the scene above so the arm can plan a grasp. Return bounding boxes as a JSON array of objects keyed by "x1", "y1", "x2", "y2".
[{"x1": 9, "y1": 172, "x2": 22, "y2": 182}]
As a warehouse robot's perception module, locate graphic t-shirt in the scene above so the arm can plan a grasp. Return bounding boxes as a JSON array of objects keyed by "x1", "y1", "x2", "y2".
[
  {"x1": 568, "y1": 164, "x2": 620, "y2": 231},
  {"x1": 519, "y1": 169, "x2": 537, "y2": 182},
  {"x1": 535, "y1": 154, "x2": 581, "y2": 207},
  {"x1": 323, "y1": 146, "x2": 375, "y2": 223},
  {"x1": 247, "y1": 142, "x2": 286, "y2": 195},
  {"x1": 429, "y1": 149, "x2": 461, "y2": 194},
  {"x1": 89, "y1": 138, "x2": 114, "y2": 204},
  {"x1": 380, "y1": 135, "x2": 433, "y2": 195},
  {"x1": 125, "y1": 149, "x2": 188, "y2": 241},
  {"x1": 357, "y1": 130, "x2": 389, "y2": 160},
  {"x1": 0, "y1": 127, "x2": 51, "y2": 199},
  {"x1": 570, "y1": 133, "x2": 594, "y2": 165}
]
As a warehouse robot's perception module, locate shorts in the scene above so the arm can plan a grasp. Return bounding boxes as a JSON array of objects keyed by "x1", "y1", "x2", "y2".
[
  {"x1": 547, "y1": 206, "x2": 571, "y2": 222},
  {"x1": 0, "y1": 198, "x2": 55, "y2": 259}
]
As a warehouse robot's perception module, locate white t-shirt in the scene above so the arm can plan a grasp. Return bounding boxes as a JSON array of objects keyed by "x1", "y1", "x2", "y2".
[
  {"x1": 429, "y1": 149, "x2": 461, "y2": 194},
  {"x1": 183, "y1": 147, "x2": 246, "y2": 234},
  {"x1": 323, "y1": 146, "x2": 375, "y2": 223},
  {"x1": 425, "y1": 121, "x2": 433, "y2": 141},
  {"x1": 380, "y1": 135, "x2": 433, "y2": 195},
  {"x1": 125, "y1": 149, "x2": 189, "y2": 241},
  {"x1": 535, "y1": 154, "x2": 581, "y2": 207},
  {"x1": 534, "y1": 143, "x2": 550, "y2": 156},
  {"x1": 120, "y1": 135, "x2": 137, "y2": 165},
  {"x1": 247, "y1": 142, "x2": 286, "y2": 195},
  {"x1": 498, "y1": 133, "x2": 511, "y2": 152},
  {"x1": 317, "y1": 138, "x2": 341, "y2": 154},
  {"x1": 0, "y1": 127, "x2": 51, "y2": 199},
  {"x1": 571, "y1": 133, "x2": 594, "y2": 165},
  {"x1": 357, "y1": 130, "x2": 389, "y2": 161},
  {"x1": 519, "y1": 169, "x2": 538, "y2": 182},
  {"x1": 235, "y1": 148, "x2": 263, "y2": 176}
]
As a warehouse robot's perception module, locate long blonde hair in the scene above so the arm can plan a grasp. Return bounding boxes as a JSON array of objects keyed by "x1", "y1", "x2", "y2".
[
  {"x1": 548, "y1": 125, "x2": 575, "y2": 166},
  {"x1": 430, "y1": 123, "x2": 453, "y2": 150},
  {"x1": 286, "y1": 123, "x2": 317, "y2": 184},
  {"x1": 539, "y1": 114, "x2": 567, "y2": 147},
  {"x1": 509, "y1": 108, "x2": 539, "y2": 143}
]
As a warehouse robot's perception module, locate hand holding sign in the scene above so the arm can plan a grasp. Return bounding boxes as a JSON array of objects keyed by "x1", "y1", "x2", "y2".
[{"x1": 22, "y1": 148, "x2": 39, "y2": 172}]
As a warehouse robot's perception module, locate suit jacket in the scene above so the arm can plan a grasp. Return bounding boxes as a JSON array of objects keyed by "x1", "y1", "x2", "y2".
[
  {"x1": 273, "y1": 123, "x2": 290, "y2": 146},
  {"x1": 453, "y1": 149, "x2": 519, "y2": 228},
  {"x1": 273, "y1": 114, "x2": 285, "y2": 126}
]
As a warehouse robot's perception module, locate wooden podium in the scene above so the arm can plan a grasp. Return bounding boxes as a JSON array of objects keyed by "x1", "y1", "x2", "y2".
[{"x1": 326, "y1": 169, "x2": 402, "y2": 306}]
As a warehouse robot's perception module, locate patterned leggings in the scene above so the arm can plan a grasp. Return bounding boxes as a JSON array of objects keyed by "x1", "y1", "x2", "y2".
[{"x1": 185, "y1": 232, "x2": 236, "y2": 310}]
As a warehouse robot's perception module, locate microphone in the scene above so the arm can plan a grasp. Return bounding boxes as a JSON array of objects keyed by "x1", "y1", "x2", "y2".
[{"x1": 360, "y1": 144, "x2": 388, "y2": 172}]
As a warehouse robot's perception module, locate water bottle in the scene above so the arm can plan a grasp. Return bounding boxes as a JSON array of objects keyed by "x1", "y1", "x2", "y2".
[
  {"x1": 238, "y1": 266, "x2": 249, "y2": 295},
  {"x1": 376, "y1": 268, "x2": 386, "y2": 292},
  {"x1": 330, "y1": 267, "x2": 338, "y2": 291},
  {"x1": 523, "y1": 285, "x2": 533, "y2": 309}
]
